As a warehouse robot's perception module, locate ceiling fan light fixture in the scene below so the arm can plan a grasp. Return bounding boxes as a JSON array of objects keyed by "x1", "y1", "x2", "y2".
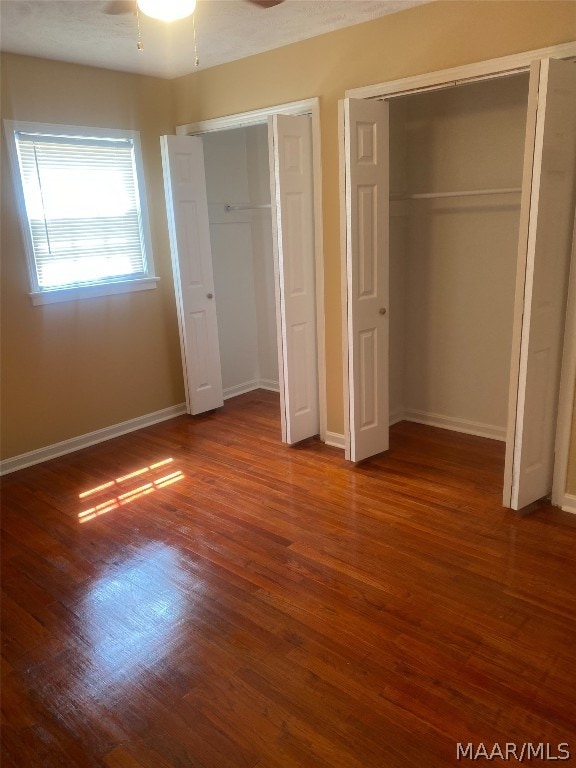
[{"x1": 136, "y1": 0, "x2": 197, "y2": 22}]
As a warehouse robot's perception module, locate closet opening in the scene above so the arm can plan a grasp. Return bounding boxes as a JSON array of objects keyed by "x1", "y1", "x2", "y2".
[
  {"x1": 202, "y1": 124, "x2": 280, "y2": 404},
  {"x1": 342, "y1": 54, "x2": 576, "y2": 510},
  {"x1": 387, "y1": 73, "x2": 530, "y2": 458},
  {"x1": 162, "y1": 100, "x2": 324, "y2": 447}
]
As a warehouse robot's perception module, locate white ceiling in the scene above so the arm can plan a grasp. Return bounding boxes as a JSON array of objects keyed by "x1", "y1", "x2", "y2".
[{"x1": 0, "y1": 0, "x2": 430, "y2": 79}]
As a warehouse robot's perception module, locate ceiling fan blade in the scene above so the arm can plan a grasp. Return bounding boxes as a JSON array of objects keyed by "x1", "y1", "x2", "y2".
[
  {"x1": 245, "y1": 0, "x2": 285, "y2": 8},
  {"x1": 103, "y1": 0, "x2": 134, "y2": 14}
]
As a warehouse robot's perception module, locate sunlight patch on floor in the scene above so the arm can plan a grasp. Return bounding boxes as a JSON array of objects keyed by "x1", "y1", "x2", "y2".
[{"x1": 78, "y1": 458, "x2": 184, "y2": 523}]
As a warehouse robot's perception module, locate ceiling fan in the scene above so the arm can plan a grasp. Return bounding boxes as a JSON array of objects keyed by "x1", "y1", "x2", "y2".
[
  {"x1": 104, "y1": 0, "x2": 285, "y2": 59},
  {"x1": 104, "y1": 0, "x2": 285, "y2": 17}
]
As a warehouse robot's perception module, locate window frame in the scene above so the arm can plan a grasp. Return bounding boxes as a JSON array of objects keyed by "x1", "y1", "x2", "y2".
[{"x1": 3, "y1": 119, "x2": 158, "y2": 306}]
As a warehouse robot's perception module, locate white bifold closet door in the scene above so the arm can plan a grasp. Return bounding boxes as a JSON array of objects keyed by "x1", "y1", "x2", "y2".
[
  {"x1": 161, "y1": 119, "x2": 319, "y2": 444},
  {"x1": 160, "y1": 135, "x2": 224, "y2": 415},
  {"x1": 504, "y1": 58, "x2": 576, "y2": 510},
  {"x1": 268, "y1": 114, "x2": 319, "y2": 444},
  {"x1": 343, "y1": 98, "x2": 390, "y2": 462},
  {"x1": 343, "y1": 59, "x2": 576, "y2": 510}
]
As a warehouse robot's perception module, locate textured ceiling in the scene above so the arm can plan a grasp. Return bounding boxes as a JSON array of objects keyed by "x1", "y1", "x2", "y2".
[{"x1": 0, "y1": 0, "x2": 430, "y2": 79}]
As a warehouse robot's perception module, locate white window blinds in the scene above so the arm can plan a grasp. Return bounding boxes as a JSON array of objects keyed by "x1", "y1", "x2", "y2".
[{"x1": 14, "y1": 131, "x2": 149, "y2": 291}]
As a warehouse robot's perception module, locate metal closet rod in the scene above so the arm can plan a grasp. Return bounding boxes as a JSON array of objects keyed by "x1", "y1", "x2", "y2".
[
  {"x1": 392, "y1": 187, "x2": 522, "y2": 200},
  {"x1": 224, "y1": 203, "x2": 272, "y2": 211}
]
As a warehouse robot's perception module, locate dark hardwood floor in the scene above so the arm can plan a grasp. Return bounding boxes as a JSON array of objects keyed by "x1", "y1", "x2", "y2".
[{"x1": 2, "y1": 390, "x2": 576, "y2": 767}]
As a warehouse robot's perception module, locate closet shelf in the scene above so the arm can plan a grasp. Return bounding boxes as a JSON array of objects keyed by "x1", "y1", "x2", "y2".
[
  {"x1": 391, "y1": 187, "x2": 522, "y2": 201},
  {"x1": 224, "y1": 203, "x2": 272, "y2": 212}
]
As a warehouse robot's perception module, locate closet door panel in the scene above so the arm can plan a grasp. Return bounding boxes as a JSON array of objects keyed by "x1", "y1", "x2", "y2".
[
  {"x1": 269, "y1": 114, "x2": 319, "y2": 444},
  {"x1": 161, "y1": 135, "x2": 224, "y2": 415},
  {"x1": 343, "y1": 98, "x2": 389, "y2": 462},
  {"x1": 505, "y1": 58, "x2": 576, "y2": 509}
]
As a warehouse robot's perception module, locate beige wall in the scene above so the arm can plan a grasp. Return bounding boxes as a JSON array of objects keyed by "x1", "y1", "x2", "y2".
[
  {"x1": 2, "y1": 0, "x2": 576, "y2": 488},
  {"x1": 173, "y1": 0, "x2": 576, "y2": 439},
  {"x1": 1, "y1": 54, "x2": 184, "y2": 459}
]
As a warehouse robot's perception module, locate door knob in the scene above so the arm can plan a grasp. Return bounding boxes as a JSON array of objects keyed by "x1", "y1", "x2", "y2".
[
  {"x1": 379, "y1": 307, "x2": 387, "y2": 315},
  {"x1": 206, "y1": 293, "x2": 214, "y2": 299}
]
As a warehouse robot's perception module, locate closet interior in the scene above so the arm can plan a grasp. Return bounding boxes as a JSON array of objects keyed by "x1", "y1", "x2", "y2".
[
  {"x1": 201, "y1": 125, "x2": 279, "y2": 401},
  {"x1": 388, "y1": 73, "x2": 530, "y2": 449}
]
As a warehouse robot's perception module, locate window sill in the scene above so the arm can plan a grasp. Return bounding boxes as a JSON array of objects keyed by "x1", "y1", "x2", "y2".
[{"x1": 29, "y1": 277, "x2": 160, "y2": 306}]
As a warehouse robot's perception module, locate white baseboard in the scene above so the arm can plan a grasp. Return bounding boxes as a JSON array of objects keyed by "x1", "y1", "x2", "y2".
[
  {"x1": 223, "y1": 380, "x2": 260, "y2": 400},
  {"x1": 324, "y1": 431, "x2": 346, "y2": 449},
  {"x1": 402, "y1": 409, "x2": 506, "y2": 442},
  {"x1": 223, "y1": 379, "x2": 280, "y2": 399},
  {"x1": 0, "y1": 403, "x2": 187, "y2": 476},
  {"x1": 1, "y1": 401, "x2": 507, "y2": 475},
  {"x1": 322, "y1": 409, "x2": 504, "y2": 452},
  {"x1": 258, "y1": 379, "x2": 280, "y2": 393},
  {"x1": 561, "y1": 493, "x2": 576, "y2": 514}
]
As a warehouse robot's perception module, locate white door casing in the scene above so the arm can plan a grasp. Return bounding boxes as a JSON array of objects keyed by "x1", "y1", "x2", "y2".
[
  {"x1": 268, "y1": 114, "x2": 320, "y2": 444},
  {"x1": 343, "y1": 98, "x2": 390, "y2": 462},
  {"x1": 504, "y1": 58, "x2": 576, "y2": 510},
  {"x1": 160, "y1": 135, "x2": 224, "y2": 415}
]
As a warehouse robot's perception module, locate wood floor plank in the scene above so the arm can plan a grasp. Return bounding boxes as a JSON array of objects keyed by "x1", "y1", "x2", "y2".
[
  {"x1": 2, "y1": 390, "x2": 576, "y2": 766},
  {"x1": 103, "y1": 746, "x2": 147, "y2": 768}
]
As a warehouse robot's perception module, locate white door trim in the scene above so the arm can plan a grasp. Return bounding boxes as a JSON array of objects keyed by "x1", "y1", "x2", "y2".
[
  {"x1": 338, "y1": 100, "x2": 351, "y2": 459},
  {"x1": 340, "y1": 41, "x2": 576, "y2": 505},
  {"x1": 176, "y1": 98, "x2": 326, "y2": 442},
  {"x1": 176, "y1": 98, "x2": 320, "y2": 135},
  {"x1": 345, "y1": 42, "x2": 576, "y2": 101}
]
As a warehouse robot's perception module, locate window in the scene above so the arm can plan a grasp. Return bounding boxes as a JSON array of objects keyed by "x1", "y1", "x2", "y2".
[{"x1": 4, "y1": 121, "x2": 157, "y2": 305}]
